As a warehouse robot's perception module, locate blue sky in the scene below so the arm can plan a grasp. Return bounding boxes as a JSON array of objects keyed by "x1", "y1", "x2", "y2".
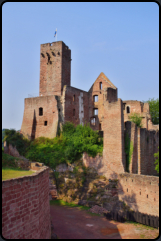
[{"x1": 2, "y1": 2, "x2": 159, "y2": 130}]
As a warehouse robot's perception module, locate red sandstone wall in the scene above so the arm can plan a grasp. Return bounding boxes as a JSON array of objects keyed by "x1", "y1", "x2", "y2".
[
  {"x1": 102, "y1": 99, "x2": 126, "y2": 179},
  {"x1": 118, "y1": 173, "x2": 159, "y2": 216},
  {"x1": 88, "y1": 72, "x2": 117, "y2": 131},
  {"x1": 21, "y1": 95, "x2": 58, "y2": 139},
  {"x1": 64, "y1": 86, "x2": 89, "y2": 126},
  {"x1": 39, "y1": 41, "x2": 71, "y2": 96},
  {"x1": 124, "y1": 121, "x2": 159, "y2": 176},
  {"x1": 139, "y1": 128, "x2": 159, "y2": 176},
  {"x1": 83, "y1": 152, "x2": 105, "y2": 175},
  {"x1": 2, "y1": 166, "x2": 51, "y2": 239}
]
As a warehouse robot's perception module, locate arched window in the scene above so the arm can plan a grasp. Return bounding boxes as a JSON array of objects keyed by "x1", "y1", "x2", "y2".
[
  {"x1": 100, "y1": 82, "x2": 102, "y2": 90},
  {"x1": 93, "y1": 95, "x2": 98, "y2": 102},
  {"x1": 39, "y1": 107, "x2": 43, "y2": 116},
  {"x1": 127, "y1": 106, "x2": 130, "y2": 113}
]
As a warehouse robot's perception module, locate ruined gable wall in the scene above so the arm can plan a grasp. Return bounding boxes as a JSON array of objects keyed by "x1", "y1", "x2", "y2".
[
  {"x1": 21, "y1": 96, "x2": 59, "y2": 139},
  {"x1": 123, "y1": 100, "x2": 150, "y2": 129},
  {"x1": 64, "y1": 86, "x2": 89, "y2": 126},
  {"x1": 89, "y1": 74, "x2": 117, "y2": 131},
  {"x1": 118, "y1": 173, "x2": 159, "y2": 216},
  {"x1": 39, "y1": 41, "x2": 71, "y2": 97},
  {"x1": 102, "y1": 99, "x2": 126, "y2": 179}
]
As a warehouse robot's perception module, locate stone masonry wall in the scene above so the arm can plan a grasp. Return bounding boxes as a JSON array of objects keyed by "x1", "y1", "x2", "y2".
[
  {"x1": 39, "y1": 41, "x2": 71, "y2": 96},
  {"x1": 2, "y1": 164, "x2": 51, "y2": 239},
  {"x1": 21, "y1": 95, "x2": 59, "y2": 139},
  {"x1": 118, "y1": 173, "x2": 159, "y2": 216},
  {"x1": 82, "y1": 152, "x2": 105, "y2": 175},
  {"x1": 64, "y1": 86, "x2": 89, "y2": 126},
  {"x1": 88, "y1": 72, "x2": 117, "y2": 131},
  {"x1": 139, "y1": 128, "x2": 159, "y2": 176},
  {"x1": 124, "y1": 121, "x2": 138, "y2": 174},
  {"x1": 102, "y1": 99, "x2": 126, "y2": 179}
]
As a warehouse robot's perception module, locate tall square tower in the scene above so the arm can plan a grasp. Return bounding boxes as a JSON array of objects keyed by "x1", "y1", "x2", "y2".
[{"x1": 39, "y1": 41, "x2": 71, "y2": 96}]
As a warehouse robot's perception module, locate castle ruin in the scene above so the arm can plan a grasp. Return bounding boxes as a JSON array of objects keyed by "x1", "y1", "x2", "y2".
[{"x1": 21, "y1": 41, "x2": 159, "y2": 178}]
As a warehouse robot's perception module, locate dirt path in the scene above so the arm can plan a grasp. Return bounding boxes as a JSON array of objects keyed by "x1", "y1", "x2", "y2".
[{"x1": 50, "y1": 204, "x2": 159, "y2": 239}]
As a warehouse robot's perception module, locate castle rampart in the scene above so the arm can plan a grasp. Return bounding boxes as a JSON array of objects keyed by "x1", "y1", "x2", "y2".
[{"x1": 2, "y1": 163, "x2": 51, "y2": 239}]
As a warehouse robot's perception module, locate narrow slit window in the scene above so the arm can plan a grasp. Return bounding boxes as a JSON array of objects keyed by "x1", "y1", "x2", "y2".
[
  {"x1": 44, "y1": 121, "x2": 47, "y2": 126},
  {"x1": 94, "y1": 108, "x2": 98, "y2": 115},
  {"x1": 127, "y1": 106, "x2": 130, "y2": 113},
  {"x1": 93, "y1": 95, "x2": 98, "y2": 102},
  {"x1": 100, "y1": 82, "x2": 102, "y2": 90},
  {"x1": 39, "y1": 107, "x2": 43, "y2": 116},
  {"x1": 73, "y1": 95, "x2": 75, "y2": 101},
  {"x1": 99, "y1": 123, "x2": 101, "y2": 130}
]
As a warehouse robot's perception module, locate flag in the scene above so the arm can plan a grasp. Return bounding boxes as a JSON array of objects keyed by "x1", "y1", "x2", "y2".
[{"x1": 54, "y1": 28, "x2": 57, "y2": 37}]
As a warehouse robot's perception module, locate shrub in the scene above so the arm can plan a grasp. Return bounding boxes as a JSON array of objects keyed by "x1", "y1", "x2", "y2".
[
  {"x1": 129, "y1": 113, "x2": 143, "y2": 128},
  {"x1": 3, "y1": 129, "x2": 30, "y2": 156},
  {"x1": 154, "y1": 147, "x2": 159, "y2": 173}
]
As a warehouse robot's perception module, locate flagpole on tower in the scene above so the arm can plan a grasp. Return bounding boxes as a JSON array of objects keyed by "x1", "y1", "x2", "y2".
[{"x1": 54, "y1": 28, "x2": 57, "y2": 42}]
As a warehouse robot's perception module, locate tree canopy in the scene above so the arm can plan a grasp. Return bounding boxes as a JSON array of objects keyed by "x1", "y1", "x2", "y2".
[{"x1": 144, "y1": 98, "x2": 159, "y2": 125}]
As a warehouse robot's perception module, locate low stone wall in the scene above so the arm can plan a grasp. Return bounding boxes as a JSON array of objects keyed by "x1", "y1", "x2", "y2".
[
  {"x1": 82, "y1": 152, "x2": 105, "y2": 175},
  {"x1": 118, "y1": 173, "x2": 159, "y2": 217},
  {"x1": 2, "y1": 163, "x2": 51, "y2": 239}
]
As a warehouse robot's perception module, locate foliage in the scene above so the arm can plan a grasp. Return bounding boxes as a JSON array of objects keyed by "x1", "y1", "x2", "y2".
[
  {"x1": 129, "y1": 113, "x2": 143, "y2": 128},
  {"x1": 3, "y1": 129, "x2": 31, "y2": 156},
  {"x1": 2, "y1": 152, "x2": 19, "y2": 168},
  {"x1": 26, "y1": 122, "x2": 103, "y2": 169},
  {"x1": 50, "y1": 199, "x2": 90, "y2": 211},
  {"x1": 2, "y1": 129, "x2": 6, "y2": 147},
  {"x1": 154, "y1": 147, "x2": 159, "y2": 173},
  {"x1": 125, "y1": 133, "x2": 134, "y2": 172},
  {"x1": 144, "y1": 98, "x2": 159, "y2": 125}
]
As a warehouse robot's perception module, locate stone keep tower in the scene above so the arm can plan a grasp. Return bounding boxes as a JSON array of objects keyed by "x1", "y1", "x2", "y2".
[{"x1": 39, "y1": 41, "x2": 71, "y2": 96}]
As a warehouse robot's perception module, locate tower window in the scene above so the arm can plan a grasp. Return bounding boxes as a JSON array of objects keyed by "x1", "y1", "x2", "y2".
[
  {"x1": 91, "y1": 117, "x2": 96, "y2": 125},
  {"x1": 127, "y1": 106, "x2": 130, "y2": 113},
  {"x1": 44, "y1": 121, "x2": 47, "y2": 126},
  {"x1": 94, "y1": 108, "x2": 98, "y2": 115},
  {"x1": 39, "y1": 107, "x2": 43, "y2": 116},
  {"x1": 93, "y1": 95, "x2": 98, "y2": 102},
  {"x1": 73, "y1": 109, "x2": 75, "y2": 116},
  {"x1": 73, "y1": 95, "x2": 75, "y2": 101},
  {"x1": 99, "y1": 123, "x2": 101, "y2": 130},
  {"x1": 100, "y1": 82, "x2": 102, "y2": 90}
]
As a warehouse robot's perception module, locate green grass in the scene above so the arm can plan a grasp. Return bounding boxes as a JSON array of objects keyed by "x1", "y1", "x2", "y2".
[
  {"x1": 125, "y1": 220, "x2": 155, "y2": 230},
  {"x1": 2, "y1": 167, "x2": 34, "y2": 181},
  {"x1": 50, "y1": 199, "x2": 103, "y2": 216},
  {"x1": 50, "y1": 199, "x2": 90, "y2": 211}
]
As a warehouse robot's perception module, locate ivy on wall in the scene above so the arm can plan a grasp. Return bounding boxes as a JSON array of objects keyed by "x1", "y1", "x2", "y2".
[{"x1": 125, "y1": 133, "x2": 134, "y2": 172}]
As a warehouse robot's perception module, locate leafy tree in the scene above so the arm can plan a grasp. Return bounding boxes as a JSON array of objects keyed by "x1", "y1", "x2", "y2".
[
  {"x1": 26, "y1": 122, "x2": 103, "y2": 169},
  {"x1": 144, "y1": 98, "x2": 159, "y2": 125},
  {"x1": 2, "y1": 129, "x2": 6, "y2": 147},
  {"x1": 129, "y1": 113, "x2": 143, "y2": 128},
  {"x1": 154, "y1": 147, "x2": 159, "y2": 174},
  {"x1": 3, "y1": 129, "x2": 30, "y2": 156}
]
